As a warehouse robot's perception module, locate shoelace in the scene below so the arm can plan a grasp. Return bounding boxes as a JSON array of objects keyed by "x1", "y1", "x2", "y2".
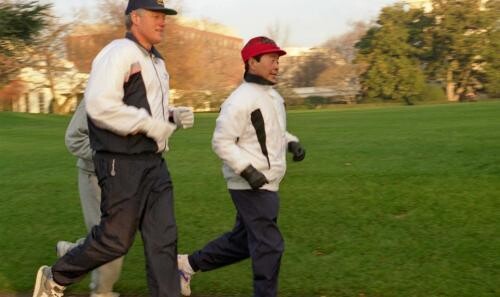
[
  {"x1": 44, "y1": 268, "x2": 65, "y2": 297},
  {"x1": 50, "y1": 286, "x2": 64, "y2": 297}
]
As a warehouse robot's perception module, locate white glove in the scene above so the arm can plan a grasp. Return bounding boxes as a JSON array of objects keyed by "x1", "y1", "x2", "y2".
[
  {"x1": 172, "y1": 106, "x2": 194, "y2": 129},
  {"x1": 145, "y1": 119, "x2": 176, "y2": 152}
]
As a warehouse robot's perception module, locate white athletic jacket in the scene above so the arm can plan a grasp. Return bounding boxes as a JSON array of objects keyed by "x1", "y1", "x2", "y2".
[
  {"x1": 85, "y1": 32, "x2": 176, "y2": 154},
  {"x1": 212, "y1": 81, "x2": 299, "y2": 192}
]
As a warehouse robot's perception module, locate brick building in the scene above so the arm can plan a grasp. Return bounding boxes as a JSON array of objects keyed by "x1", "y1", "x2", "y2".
[{"x1": 66, "y1": 17, "x2": 243, "y2": 92}]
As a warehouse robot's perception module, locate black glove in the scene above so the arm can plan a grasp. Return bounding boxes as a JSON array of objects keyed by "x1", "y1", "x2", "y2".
[
  {"x1": 240, "y1": 165, "x2": 268, "y2": 190},
  {"x1": 288, "y1": 141, "x2": 306, "y2": 162}
]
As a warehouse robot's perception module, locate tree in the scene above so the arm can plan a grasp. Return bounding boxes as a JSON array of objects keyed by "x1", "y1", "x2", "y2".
[
  {"x1": 0, "y1": 79, "x2": 25, "y2": 111},
  {"x1": 33, "y1": 21, "x2": 72, "y2": 113},
  {"x1": 266, "y1": 21, "x2": 290, "y2": 48},
  {"x1": 0, "y1": 1, "x2": 50, "y2": 87},
  {"x1": 324, "y1": 21, "x2": 370, "y2": 63},
  {"x1": 286, "y1": 49, "x2": 335, "y2": 88},
  {"x1": 424, "y1": 0, "x2": 490, "y2": 101},
  {"x1": 19, "y1": 16, "x2": 91, "y2": 114},
  {"x1": 482, "y1": 0, "x2": 500, "y2": 97},
  {"x1": 63, "y1": 0, "x2": 242, "y2": 102},
  {"x1": 314, "y1": 63, "x2": 364, "y2": 102},
  {"x1": 311, "y1": 21, "x2": 371, "y2": 102},
  {"x1": 158, "y1": 18, "x2": 242, "y2": 92},
  {"x1": 355, "y1": 4, "x2": 426, "y2": 104},
  {"x1": 96, "y1": 0, "x2": 127, "y2": 28}
]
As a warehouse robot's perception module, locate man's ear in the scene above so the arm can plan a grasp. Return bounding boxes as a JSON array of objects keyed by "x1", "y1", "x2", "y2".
[
  {"x1": 131, "y1": 12, "x2": 140, "y2": 25},
  {"x1": 248, "y1": 57, "x2": 258, "y2": 71}
]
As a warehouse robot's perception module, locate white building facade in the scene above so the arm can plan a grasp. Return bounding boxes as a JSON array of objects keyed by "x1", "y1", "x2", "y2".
[{"x1": 12, "y1": 59, "x2": 88, "y2": 114}]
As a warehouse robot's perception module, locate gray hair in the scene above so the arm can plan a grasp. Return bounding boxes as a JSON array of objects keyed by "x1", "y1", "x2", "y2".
[{"x1": 125, "y1": 9, "x2": 145, "y2": 31}]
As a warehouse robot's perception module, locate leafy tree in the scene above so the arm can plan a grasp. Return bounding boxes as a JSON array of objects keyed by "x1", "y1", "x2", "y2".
[
  {"x1": 482, "y1": 0, "x2": 500, "y2": 97},
  {"x1": 424, "y1": 0, "x2": 490, "y2": 101},
  {"x1": 0, "y1": 1, "x2": 51, "y2": 87},
  {"x1": 0, "y1": 1, "x2": 49, "y2": 50},
  {"x1": 355, "y1": 4, "x2": 426, "y2": 105}
]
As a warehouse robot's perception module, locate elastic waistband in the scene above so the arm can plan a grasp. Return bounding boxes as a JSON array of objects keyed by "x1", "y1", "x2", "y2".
[{"x1": 94, "y1": 151, "x2": 162, "y2": 160}]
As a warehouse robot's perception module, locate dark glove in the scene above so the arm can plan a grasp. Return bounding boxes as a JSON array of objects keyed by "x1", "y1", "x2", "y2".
[
  {"x1": 240, "y1": 165, "x2": 268, "y2": 190},
  {"x1": 288, "y1": 141, "x2": 306, "y2": 162}
]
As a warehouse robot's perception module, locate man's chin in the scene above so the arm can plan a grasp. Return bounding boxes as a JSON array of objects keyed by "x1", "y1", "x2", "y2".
[
  {"x1": 152, "y1": 38, "x2": 163, "y2": 44},
  {"x1": 267, "y1": 76, "x2": 278, "y2": 84}
]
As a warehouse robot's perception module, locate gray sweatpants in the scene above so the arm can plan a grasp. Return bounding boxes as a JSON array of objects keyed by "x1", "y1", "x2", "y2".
[{"x1": 78, "y1": 169, "x2": 124, "y2": 294}]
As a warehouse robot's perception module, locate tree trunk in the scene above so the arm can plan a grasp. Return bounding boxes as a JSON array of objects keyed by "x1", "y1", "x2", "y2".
[
  {"x1": 457, "y1": 67, "x2": 472, "y2": 101},
  {"x1": 44, "y1": 54, "x2": 60, "y2": 114},
  {"x1": 403, "y1": 97, "x2": 414, "y2": 105},
  {"x1": 446, "y1": 68, "x2": 458, "y2": 101}
]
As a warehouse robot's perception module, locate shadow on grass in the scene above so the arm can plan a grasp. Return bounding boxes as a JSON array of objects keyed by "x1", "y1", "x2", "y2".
[{"x1": 0, "y1": 293, "x2": 223, "y2": 297}]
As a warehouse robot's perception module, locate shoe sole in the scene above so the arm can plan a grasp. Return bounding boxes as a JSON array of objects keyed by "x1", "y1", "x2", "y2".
[
  {"x1": 33, "y1": 265, "x2": 48, "y2": 297},
  {"x1": 179, "y1": 271, "x2": 191, "y2": 296}
]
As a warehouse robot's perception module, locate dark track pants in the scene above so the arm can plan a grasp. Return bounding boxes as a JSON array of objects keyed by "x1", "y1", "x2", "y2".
[
  {"x1": 52, "y1": 152, "x2": 179, "y2": 297},
  {"x1": 190, "y1": 189, "x2": 284, "y2": 297}
]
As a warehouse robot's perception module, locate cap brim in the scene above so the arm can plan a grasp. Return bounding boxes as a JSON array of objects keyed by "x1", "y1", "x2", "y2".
[
  {"x1": 145, "y1": 7, "x2": 178, "y2": 15},
  {"x1": 258, "y1": 49, "x2": 287, "y2": 57},
  {"x1": 243, "y1": 49, "x2": 288, "y2": 62}
]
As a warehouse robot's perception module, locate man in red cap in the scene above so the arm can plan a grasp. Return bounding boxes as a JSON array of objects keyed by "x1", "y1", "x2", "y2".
[
  {"x1": 177, "y1": 36, "x2": 306, "y2": 297},
  {"x1": 32, "y1": 1, "x2": 193, "y2": 297}
]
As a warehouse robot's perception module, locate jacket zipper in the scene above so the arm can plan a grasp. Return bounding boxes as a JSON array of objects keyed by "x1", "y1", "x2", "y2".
[
  {"x1": 151, "y1": 54, "x2": 166, "y2": 120},
  {"x1": 111, "y1": 159, "x2": 116, "y2": 176}
]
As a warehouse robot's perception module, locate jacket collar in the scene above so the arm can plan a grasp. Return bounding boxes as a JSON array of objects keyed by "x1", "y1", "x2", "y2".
[
  {"x1": 244, "y1": 72, "x2": 275, "y2": 86},
  {"x1": 125, "y1": 32, "x2": 164, "y2": 60}
]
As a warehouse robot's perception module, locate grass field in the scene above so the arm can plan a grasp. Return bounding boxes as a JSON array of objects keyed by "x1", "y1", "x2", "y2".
[{"x1": 0, "y1": 101, "x2": 499, "y2": 297}]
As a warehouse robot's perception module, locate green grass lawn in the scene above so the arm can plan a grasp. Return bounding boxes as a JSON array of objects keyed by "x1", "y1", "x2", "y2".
[{"x1": 0, "y1": 101, "x2": 499, "y2": 297}]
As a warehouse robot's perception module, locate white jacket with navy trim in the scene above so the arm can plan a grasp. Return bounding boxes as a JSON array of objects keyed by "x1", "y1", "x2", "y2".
[
  {"x1": 85, "y1": 33, "x2": 176, "y2": 154},
  {"x1": 212, "y1": 81, "x2": 299, "y2": 192}
]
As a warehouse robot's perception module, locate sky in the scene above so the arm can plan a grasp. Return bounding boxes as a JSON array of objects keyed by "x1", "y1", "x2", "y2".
[{"x1": 49, "y1": 0, "x2": 399, "y2": 47}]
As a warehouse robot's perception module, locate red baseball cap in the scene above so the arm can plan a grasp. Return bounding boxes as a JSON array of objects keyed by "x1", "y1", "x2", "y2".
[{"x1": 241, "y1": 36, "x2": 287, "y2": 62}]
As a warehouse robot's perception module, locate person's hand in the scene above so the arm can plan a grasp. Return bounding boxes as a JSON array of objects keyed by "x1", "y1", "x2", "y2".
[
  {"x1": 288, "y1": 141, "x2": 305, "y2": 162},
  {"x1": 240, "y1": 165, "x2": 268, "y2": 190},
  {"x1": 172, "y1": 106, "x2": 194, "y2": 129},
  {"x1": 146, "y1": 120, "x2": 176, "y2": 152}
]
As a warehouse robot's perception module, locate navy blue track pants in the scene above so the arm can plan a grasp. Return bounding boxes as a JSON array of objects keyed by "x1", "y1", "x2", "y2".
[
  {"x1": 190, "y1": 189, "x2": 284, "y2": 297},
  {"x1": 52, "y1": 152, "x2": 179, "y2": 297}
]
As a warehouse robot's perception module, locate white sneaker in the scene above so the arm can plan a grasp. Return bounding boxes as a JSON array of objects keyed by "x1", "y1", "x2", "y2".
[
  {"x1": 55, "y1": 241, "x2": 78, "y2": 258},
  {"x1": 33, "y1": 266, "x2": 66, "y2": 297},
  {"x1": 90, "y1": 292, "x2": 120, "y2": 297},
  {"x1": 178, "y1": 254, "x2": 195, "y2": 296}
]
